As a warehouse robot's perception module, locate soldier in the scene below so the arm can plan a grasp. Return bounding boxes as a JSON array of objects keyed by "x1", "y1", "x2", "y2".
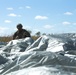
[{"x1": 13, "y1": 23, "x2": 31, "y2": 40}]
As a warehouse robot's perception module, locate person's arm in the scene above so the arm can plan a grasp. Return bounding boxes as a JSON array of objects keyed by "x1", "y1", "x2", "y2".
[
  {"x1": 26, "y1": 31, "x2": 31, "y2": 37},
  {"x1": 23, "y1": 30, "x2": 31, "y2": 38},
  {"x1": 13, "y1": 32, "x2": 17, "y2": 40}
]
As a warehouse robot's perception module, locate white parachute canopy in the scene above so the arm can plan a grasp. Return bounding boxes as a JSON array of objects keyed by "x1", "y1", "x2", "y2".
[{"x1": 0, "y1": 35, "x2": 76, "y2": 75}]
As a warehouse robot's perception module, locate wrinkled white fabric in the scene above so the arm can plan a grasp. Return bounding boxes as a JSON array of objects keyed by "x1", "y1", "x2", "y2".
[{"x1": 0, "y1": 36, "x2": 76, "y2": 75}]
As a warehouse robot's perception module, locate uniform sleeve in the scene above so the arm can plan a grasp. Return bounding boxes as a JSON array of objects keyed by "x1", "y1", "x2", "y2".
[
  {"x1": 26, "y1": 31, "x2": 31, "y2": 37},
  {"x1": 23, "y1": 30, "x2": 31, "y2": 38},
  {"x1": 13, "y1": 32, "x2": 17, "y2": 40}
]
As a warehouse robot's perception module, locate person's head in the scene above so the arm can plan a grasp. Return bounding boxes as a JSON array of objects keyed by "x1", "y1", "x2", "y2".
[{"x1": 17, "y1": 23, "x2": 23, "y2": 31}]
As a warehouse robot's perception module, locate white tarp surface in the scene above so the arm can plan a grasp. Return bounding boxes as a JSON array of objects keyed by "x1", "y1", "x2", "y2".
[{"x1": 0, "y1": 36, "x2": 76, "y2": 75}]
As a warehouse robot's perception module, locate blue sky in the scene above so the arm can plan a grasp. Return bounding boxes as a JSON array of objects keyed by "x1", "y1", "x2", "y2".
[{"x1": 0, "y1": 0, "x2": 76, "y2": 36}]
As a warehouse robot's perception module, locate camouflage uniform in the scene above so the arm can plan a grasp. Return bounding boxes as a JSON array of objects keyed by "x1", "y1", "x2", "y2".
[{"x1": 13, "y1": 29, "x2": 31, "y2": 40}]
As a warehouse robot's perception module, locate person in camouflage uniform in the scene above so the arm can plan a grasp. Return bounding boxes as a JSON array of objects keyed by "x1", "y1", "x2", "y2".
[{"x1": 13, "y1": 23, "x2": 31, "y2": 40}]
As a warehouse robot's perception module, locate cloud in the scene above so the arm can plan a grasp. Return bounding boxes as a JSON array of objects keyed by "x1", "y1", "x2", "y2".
[
  {"x1": 7, "y1": 7, "x2": 14, "y2": 10},
  {"x1": 19, "y1": 6, "x2": 31, "y2": 9},
  {"x1": 43, "y1": 25, "x2": 53, "y2": 29},
  {"x1": 8, "y1": 13, "x2": 17, "y2": 17},
  {"x1": 18, "y1": 15, "x2": 22, "y2": 17},
  {"x1": 24, "y1": 25, "x2": 31, "y2": 29},
  {"x1": 19, "y1": 7, "x2": 24, "y2": 9},
  {"x1": 35, "y1": 15, "x2": 48, "y2": 20},
  {"x1": 73, "y1": 23, "x2": 76, "y2": 25},
  {"x1": 0, "y1": 27, "x2": 9, "y2": 34},
  {"x1": 0, "y1": 27, "x2": 9, "y2": 30},
  {"x1": 62, "y1": 21, "x2": 71, "y2": 25},
  {"x1": 8, "y1": 13, "x2": 21, "y2": 17},
  {"x1": 64, "y1": 12, "x2": 73, "y2": 15},
  {"x1": 26, "y1": 6, "x2": 31, "y2": 9},
  {"x1": 4, "y1": 20, "x2": 12, "y2": 23}
]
